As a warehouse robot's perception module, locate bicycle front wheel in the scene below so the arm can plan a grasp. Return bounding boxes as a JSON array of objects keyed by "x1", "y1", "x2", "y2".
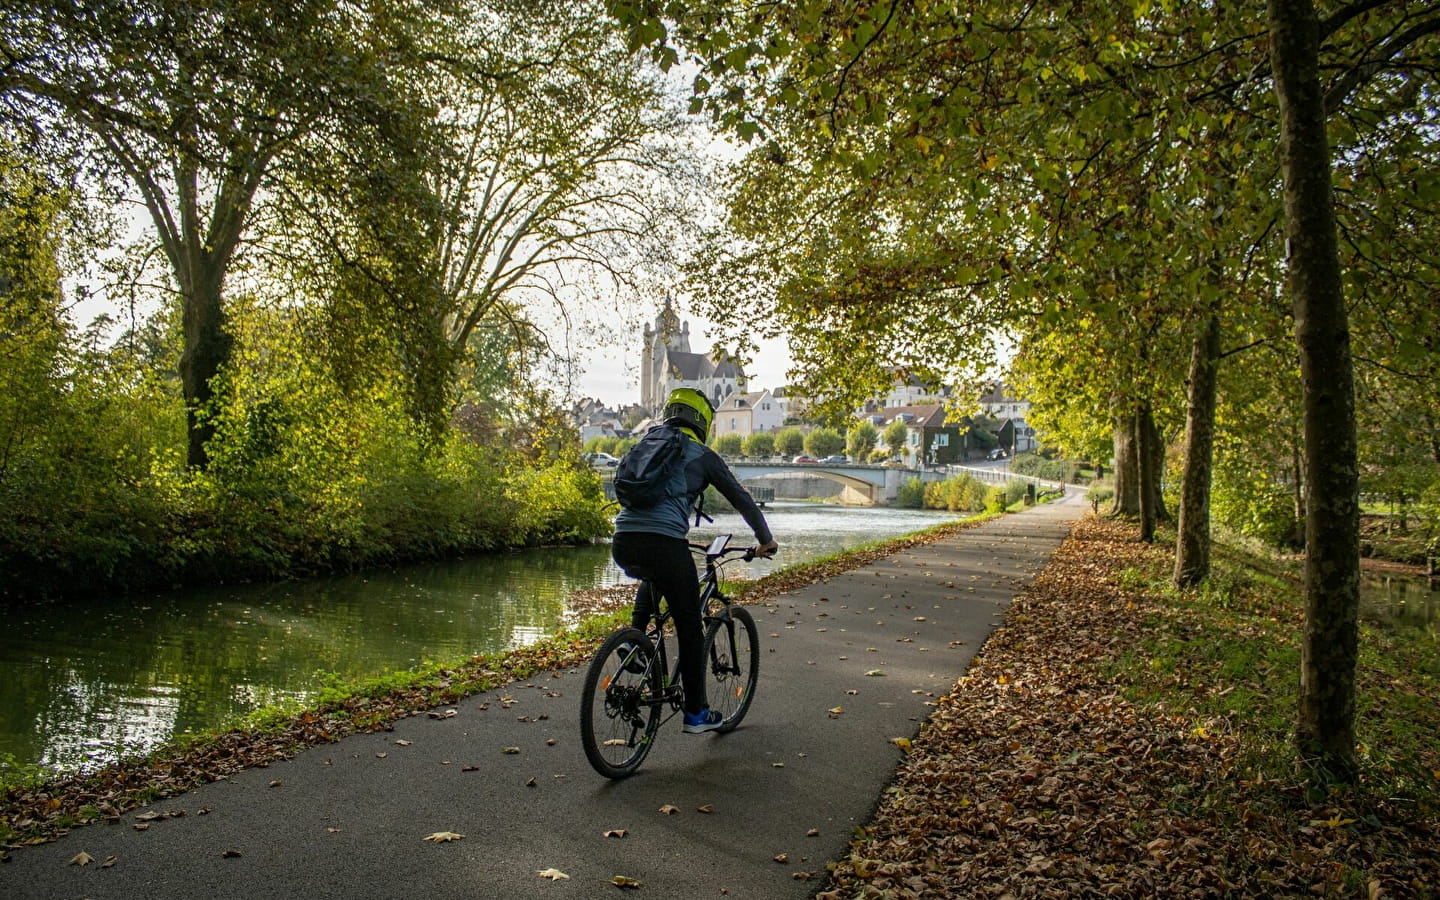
[
  {"x1": 580, "y1": 627, "x2": 661, "y2": 778},
  {"x1": 703, "y1": 606, "x2": 759, "y2": 732}
]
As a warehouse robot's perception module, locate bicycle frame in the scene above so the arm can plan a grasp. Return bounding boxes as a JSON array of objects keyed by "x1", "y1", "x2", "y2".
[{"x1": 629, "y1": 535, "x2": 752, "y2": 717}]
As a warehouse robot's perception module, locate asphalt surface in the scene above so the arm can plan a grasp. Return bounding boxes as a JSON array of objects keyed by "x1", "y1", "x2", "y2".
[{"x1": 4, "y1": 491, "x2": 1085, "y2": 899}]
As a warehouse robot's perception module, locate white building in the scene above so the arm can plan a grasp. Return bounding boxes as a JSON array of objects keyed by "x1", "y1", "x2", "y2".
[{"x1": 712, "y1": 390, "x2": 785, "y2": 440}]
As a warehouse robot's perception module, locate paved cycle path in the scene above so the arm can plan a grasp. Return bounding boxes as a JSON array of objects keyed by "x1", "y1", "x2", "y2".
[{"x1": 5, "y1": 491, "x2": 1086, "y2": 899}]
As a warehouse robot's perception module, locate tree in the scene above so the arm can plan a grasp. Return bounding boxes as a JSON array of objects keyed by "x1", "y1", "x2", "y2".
[
  {"x1": 0, "y1": 0, "x2": 455, "y2": 466},
  {"x1": 882, "y1": 419, "x2": 908, "y2": 459},
  {"x1": 742, "y1": 430, "x2": 775, "y2": 458},
  {"x1": 712, "y1": 432, "x2": 743, "y2": 456},
  {"x1": 803, "y1": 426, "x2": 844, "y2": 458},
  {"x1": 846, "y1": 422, "x2": 878, "y2": 462},
  {"x1": 774, "y1": 426, "x2": 805, "y2": 457},
  {"x1": 1268, "y1": 0, "x2": 1360, "y2": 779},
  {"x1": 610, "y1": 0, "x2": 1440, "y2": 780}
]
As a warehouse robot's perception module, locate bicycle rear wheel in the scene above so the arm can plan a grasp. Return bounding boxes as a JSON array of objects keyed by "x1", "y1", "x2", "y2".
[
  {"x1": 580, "y1": 627, "x2": 661, "y2": 778},
  {"x1": 703, "y1": 606, "x2": 759, "y2": 732}
]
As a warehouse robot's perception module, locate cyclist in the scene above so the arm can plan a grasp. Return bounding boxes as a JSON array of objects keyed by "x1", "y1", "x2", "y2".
[{"x1": 611, "y1": 387, "x2": 778, "y2": 733}]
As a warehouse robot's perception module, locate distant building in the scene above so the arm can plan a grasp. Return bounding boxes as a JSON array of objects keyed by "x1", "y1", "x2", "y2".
[
  {"x1": 859, "y1": 404, "x2": 968, "y2": 466},
  {"x1": 978, "y1": 383, "x2": 1036, "y2": 453},
  {"x1": 640, "y1": 297, "x2": 746, "y2": 415},
  {"x1": 712, "y1": 390, "x2": 785, "y2": 440}
]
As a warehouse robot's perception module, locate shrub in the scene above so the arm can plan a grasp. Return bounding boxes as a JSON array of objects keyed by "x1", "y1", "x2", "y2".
[{"x1": 897, "y1": 477, "x2": 926, "y2": 508}]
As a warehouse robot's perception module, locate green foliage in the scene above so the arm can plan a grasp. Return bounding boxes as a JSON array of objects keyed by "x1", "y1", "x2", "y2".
[
  {"x1": 896, "y1": 476, "x2": 926, "y2": 508},
  {"x1": 846, "y1": 422, "x2": 878, "y2": 461},
  {"x1": 985, "y1": 487, "x2": 1009, "y2": 515},
  {"x1": 712, "y1": 433, "x2": 743, "y2": 457},
  {"x1": 1010, "y1": 453, "x2": 1081, "y2": 484},
  {"x1": 0, "y1": 300, "x2": 611, "y2": 600},
  {"x1": 1004, "y1": 479, "x2": 1031, "y2": 507},
  {"x1": 922, "y1": 474, "x2": 989, "y2": 513},
  {"x1": 741, "y1": 430, "x2": 775, "y2": 457},
  {"x1": 803, "y1": 427, "x2": 844, "y2": 458},
  {"x1": 774, "y1": 426, "x2": 805, "y2": 456},
  {"x1": 882, "y1": 419, "x2": 908, "y2": 456}
]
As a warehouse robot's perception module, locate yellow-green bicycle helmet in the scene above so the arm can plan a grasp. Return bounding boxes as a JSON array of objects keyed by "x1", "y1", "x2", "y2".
[{"x1": 663, "y1": 388, "x2": 715, "y2": 442}]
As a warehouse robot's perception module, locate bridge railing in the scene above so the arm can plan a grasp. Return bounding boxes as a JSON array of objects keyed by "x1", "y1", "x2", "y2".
[{"x1": 942, "y1": 465, "x2": 1067, "y2": 492}]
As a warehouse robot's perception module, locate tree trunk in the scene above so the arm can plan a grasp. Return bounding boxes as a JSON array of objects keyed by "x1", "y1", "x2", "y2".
[
  {"x1": 178, "y1": 258, "x2": 232, "y2": 470},
  {"x1": 1175, "y1": 308, "x2": 1222, "y2": 587},
  {"x1": 1141, "y1": 405, "x2": 1169, "y2": 523},
  {"x1": 1138, "y1": 401, "x2": 1157, "y2": 543},
  {"x1": 1269, "y1": 0, "x2": 1360, "y2": 780},
  {"x1": 1111, "y1": 410, "x2": 1140, "y2": 517}
]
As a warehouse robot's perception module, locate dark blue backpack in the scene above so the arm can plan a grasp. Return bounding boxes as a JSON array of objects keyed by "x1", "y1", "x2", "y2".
[{"x1": 614, "y1": 424, "x2": 689, "y2": 509}]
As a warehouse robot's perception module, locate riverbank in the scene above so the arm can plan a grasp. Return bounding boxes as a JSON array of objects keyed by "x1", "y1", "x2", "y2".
[{"x1": 0, "y1": 512, "x2": 1002, "y2": 844}]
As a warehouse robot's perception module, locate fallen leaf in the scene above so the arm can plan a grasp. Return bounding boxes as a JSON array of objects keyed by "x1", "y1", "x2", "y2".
[
  {"x1": 395, "y1": 739, "x2": 412, "y2": 746},
  {"x1": 69, "y1": 851, "x2": 93, "y2": 866},
  {"x1": 604, "y1": 829, "x2": 628, "y2": 838},
  {"x1": 374, "y1": 753, "x2": 387, "y2": 759},
  {"x1": 774, "y1": 853, "x2": 789, "y2": 863},
  {"x1": 612, "y1": 875, "x2": 642, "y2": 889},
  {"x1": 828, "y1": 706, "x2": 845, "y2": 717},
  {"x1": 423, "y1": 831, "x2": 465, "y2": 843},
  {"x1": 892, "y1": 737, "x2": 913, "y2": 753},
  {"x1": 134, "y1": 810, "x2": 163, "y2": 823},
  {"x1": 864, "y1": 669, "x2": 886, "y2": 677},
  {"x1": 101, "y1": 855, "x2": 118, "y2": 868},
  {"x1": 537, "y1": 868, "x2": 570, "y2": 880},
  {"x1": 501, "y1": 747, "x2": 520, "y2": 754},
  {"x1": 222, "y1": 849, "x2": 242, "y2": 858},
  {"x1": 525, "y1": 777, "x2": 537, "y2": 787},
  {"x1": 659, "y1": 804, "x2": 680, "y2": 815},
  {"x1": 697, "y1": 804, "x2": 714, "y2": 813},
  {"x1": 428, "y1": 709, "x2": 457, "y2": 719},
  {"x1": 807, "y1": 829, "x2": 820, "y2": 837}
]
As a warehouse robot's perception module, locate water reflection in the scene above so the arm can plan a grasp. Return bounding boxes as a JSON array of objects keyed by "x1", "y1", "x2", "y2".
[
  {"x1": 1359, "y1": 571, "x2": 1439, "y2": 633},
  {"x1": 2, "y1": 503, "x2": 963, "y2": 776}
]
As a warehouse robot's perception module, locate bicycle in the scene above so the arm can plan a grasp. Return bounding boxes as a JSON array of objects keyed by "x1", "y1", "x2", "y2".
[{"x1": 580, "y1": 534, "x2": 763, "y2": 779}]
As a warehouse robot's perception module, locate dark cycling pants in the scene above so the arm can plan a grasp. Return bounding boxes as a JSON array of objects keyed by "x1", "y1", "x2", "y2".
[{"x1": 611, "y1": 532, "x2": 707, "y2": 714}]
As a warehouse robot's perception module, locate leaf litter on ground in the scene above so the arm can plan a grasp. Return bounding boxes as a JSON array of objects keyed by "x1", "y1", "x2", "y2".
[{"x1": 815, "y1": 517, "x2": 1440, "y2": 899}]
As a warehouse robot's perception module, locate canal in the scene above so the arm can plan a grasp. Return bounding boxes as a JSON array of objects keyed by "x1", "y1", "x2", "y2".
[{"x1": 2, "y1": 503, "x2": 964, "y2": 778}]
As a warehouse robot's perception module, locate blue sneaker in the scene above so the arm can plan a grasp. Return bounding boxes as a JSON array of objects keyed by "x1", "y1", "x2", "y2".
[{"x1": 682, "y1": 708, "x2": 724, "y2": 734}]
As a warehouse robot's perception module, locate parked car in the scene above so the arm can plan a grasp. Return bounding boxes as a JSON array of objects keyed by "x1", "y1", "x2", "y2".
[
  {"x1": 987, "y1": 448, "x2": 1008, "y2": 460},
  {"x1": 791, "y1": 455, "x2": 818, "y2": 464},
  {"x1": 819, "y1": 454, "x2": 849, "y2": 465},
  {"x1": 583, "y1": 452, "x2": 620, "y2": 468}
]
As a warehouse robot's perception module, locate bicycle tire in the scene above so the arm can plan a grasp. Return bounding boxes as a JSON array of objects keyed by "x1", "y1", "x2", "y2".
[
  {"x1": 580, "y1": 627, "x2": 662, "y2": 778},
  {"x1": 703, "y1": 606, "x2": 759, "y2": 732}
]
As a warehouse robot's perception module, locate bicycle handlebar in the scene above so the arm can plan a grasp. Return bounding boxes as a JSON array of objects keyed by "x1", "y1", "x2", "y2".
[{"x1": 688, "y1": 542, "x2": 767, "y2": 562}]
